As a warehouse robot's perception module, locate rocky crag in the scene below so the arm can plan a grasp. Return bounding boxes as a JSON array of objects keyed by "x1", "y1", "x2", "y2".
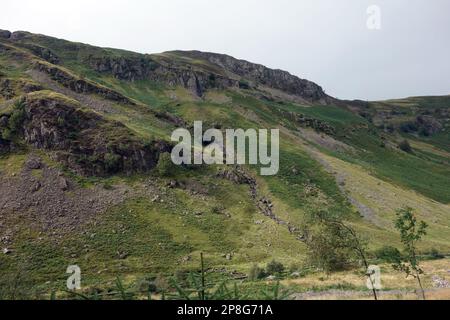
[{"x1": 0, "y1": 93, "x2": 170, "y2": 176}]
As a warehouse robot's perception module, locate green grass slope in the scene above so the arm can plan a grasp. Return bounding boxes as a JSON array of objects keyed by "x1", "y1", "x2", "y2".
[{"x1": 1, "y1": 31, "x2": 450, "y2": 299}]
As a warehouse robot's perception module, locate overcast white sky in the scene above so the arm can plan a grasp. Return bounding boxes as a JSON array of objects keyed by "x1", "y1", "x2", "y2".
[{"x1": 1, "y1": 0, "x2": 449, "y2": 100}]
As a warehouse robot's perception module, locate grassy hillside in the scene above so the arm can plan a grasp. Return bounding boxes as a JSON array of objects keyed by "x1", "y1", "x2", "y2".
[{"x1": 1, "y1": 31, "x2": 449, "y2": 299}]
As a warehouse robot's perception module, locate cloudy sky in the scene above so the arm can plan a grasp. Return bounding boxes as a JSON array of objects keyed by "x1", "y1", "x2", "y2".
[{"x1": 1, "y1": 0, "x2": 449, "y2": 100}]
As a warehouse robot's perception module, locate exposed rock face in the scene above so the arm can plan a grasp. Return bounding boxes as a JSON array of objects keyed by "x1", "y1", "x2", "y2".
[
  {"x1": 0, "y1": 78, "x2": 43, "y2": 100},
  {"x1": 88, "y1": 54, "x2": 239, "y2": 97},
  {"x1": 0, "y1": 115, "x2": 8, "y2": 128},
  {"x1": 20, "y1": 43, "x2": 59, "y2": 64},
  {"x1": 217, "y1": 166, "x2": 301, "y2": 239},
  {"x1": 180, "y1": 51, "x2": 329, "y2": 103},
  {"x1": 9, "y1": 31, "x2": 32, "y2": 41},
  {"x1": 0, "y1": 41, "x2": 30, "y2": 62},
  {"x1": 415, "y1": 115, "x2": 443, "y2": 135},
  {"x1": 0, "y1": 79, "x2": 15, "y2": 99},
  {"x1": 217, "y1": 167, "x2": 255, "y2": 185},
  {"x1": 3, "y1": 93, "x2": 167, "y2": 176},
  {"x1": 33, "y1": 61, "x2": 135, "y2": 105},
  {"x1": 2, "y1": 30, "x2": 329, "y2": 102},
  {"x1": 20, "y1": 80, "x2": 43, "y2": 93},
  {"x1": 155, "y1": 111, "x2": 187, "y2": 127},
  {"x1": 1, "y1": 30, "x2": 331, "y2": 103},
  {"x1": 399, "y1": 115, "x2": 444, "y2": 136},
  {"x1": 87, "y1": 50, "x2": 328, "y2": 102},
  {"x1": 297, "y1": 117, "x2": 336, "y2": 135},
  {"x1": 0, "y1": 115, "x2": 12, "y2": 154},
  {"x1": 281, "y1": 110, "x2": 336, "y2": 135},
  {"x1": 0, "y1": 138, "x2": 11, "y2": 154},
  {"x1": 0, "y1": 30, "x2": 11, "y2": 39},
  {"x1": 147, "y1": 65, "x2": 239, "y2": 97},
  {"x1": 88, "y1": 55, "x2": 156, "y2": 81}
]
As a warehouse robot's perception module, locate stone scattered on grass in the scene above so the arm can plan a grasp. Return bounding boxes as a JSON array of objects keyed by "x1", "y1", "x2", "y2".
[{"x1": 432, "y1": 276, "x2": 450, "y2": 288}]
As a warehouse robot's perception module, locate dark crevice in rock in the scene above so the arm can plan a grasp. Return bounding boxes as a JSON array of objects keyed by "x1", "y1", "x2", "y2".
[{"x1": 0, "y1": 137, "x2": 11, "y2": 154}]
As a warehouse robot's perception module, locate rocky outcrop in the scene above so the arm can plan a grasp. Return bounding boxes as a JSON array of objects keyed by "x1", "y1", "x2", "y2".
[
  {"x1": 399, "y1": 115, "x2": 444, "y2": 136},
  {"x1": 20, "y1": 43, "x2": 59, "y2": 64},
  {"x1": 88, "y1": 55, "x2": 156, "y2": 81},
  {"x1": 147, "y1": 65, "x2": 239, "y2": 97},
  {"x1": 0, "y1": 79, "x2": 15, "y2": 99},
  {"x1": 2, "y1": 92, "x2": 168, "y2": 176},
  {"x1": 0, "y1": 29, "x2": 11, "y2": 39},
  {"x1": 155, "y1": 111, "x2": 187, "y2": 127},
  {"x1": 0, "y1": 115, "x2": 8, "y2": 128},
  {"x1": 217, "y1": 166, "x2": 302, "y2": 239},
  {"x1": 281, "y1": 110, "x2": 336, "y2": 135},
  {"x1": 172, "y1": 51, "x2": 330, "y2": 103},
  {"x1": 0, "y1": 78, "x2": 42, "y2": 100},
  {"x1": 20, "y1": 80, "x2": 43, "y2": 93},
  {"x1": 297, "y1": 116, "x2": 336, "y2": 135},
  {"x1": 0, "y1": 138, "x2": 11, "y2": 154},
  {"x1": 217, "y1": 167, "x2": 256, "y2": 185},
  {"x1": 2, "y1": 30, "x2": 331, "y2": 102},
  {"x1": 415, "y1": 115, "x2": 443, "y2": 136},
  {"x1": 0, "y1": 41, "x2": 31, "y2": 62},
  {"x1": 33, "y1": 61, "x2": 135, "y2": 105},
  {"x1": 9, "y1": 31, "x2": 32, "y2": 41},
  {"x1": 88, "y1": 54, "x2": 239, "y2": 97},
  {"x1": 87, "y1": 50, "x2": 328, "y2": 102},
  {"x1": 0, "y1": 114, "x2": 14, "y2": 154}
]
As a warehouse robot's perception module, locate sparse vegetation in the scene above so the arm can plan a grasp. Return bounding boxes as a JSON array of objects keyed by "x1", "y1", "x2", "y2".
[
  {"x1": 248, "y1": 264, "x2": 266, "y2": 281},
  {"x1": 266, "y1": 260, "x2": 285, "y2": 276},
  {"x1": 393, "y1": 207, "x2": 428, "y2": 300},
  {"x1": 1, "y1": 98, "x2": 26, "y2": 140},
  {"x1": 1, "y1": 30, "x2": 450, "y2": 301},
  {"x1": 303, "y1": 211, "x2": 379, "y2": 299},
  {"x1": 303, "y1": 211, "x2": 357, "y2": 274},
  {"x1": 155, "y1": 152, "x2": 178, "y2": 177},
  {"x1": 104, "y1": 152, "x2": 121, "y2": 173},
  {"x1": 374, "y1": 246, "x2": 402, "y2": 264}
]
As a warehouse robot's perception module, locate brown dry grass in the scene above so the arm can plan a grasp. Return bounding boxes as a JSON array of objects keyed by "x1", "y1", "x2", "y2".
[{"x1": 284, "y1": 259, "x2": 450, "y2": 300}]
